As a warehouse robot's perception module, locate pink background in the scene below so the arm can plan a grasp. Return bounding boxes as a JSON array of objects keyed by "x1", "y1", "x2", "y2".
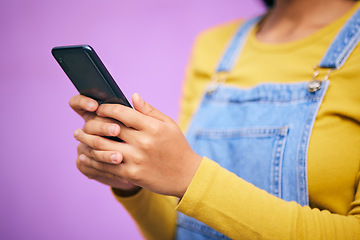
[{"x1": 0, "y1": 1, "x2": 264, "y2": 239}]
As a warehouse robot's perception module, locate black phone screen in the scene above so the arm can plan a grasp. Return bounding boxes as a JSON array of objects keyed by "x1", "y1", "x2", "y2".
[{"x1": 52, "y1": 45, "x2": 131, "y2": 107}]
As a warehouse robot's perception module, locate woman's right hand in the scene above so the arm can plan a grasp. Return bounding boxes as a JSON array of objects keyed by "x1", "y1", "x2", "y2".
[{"x1": 69, "y1": 94, "x2": 141, "y2": 195}]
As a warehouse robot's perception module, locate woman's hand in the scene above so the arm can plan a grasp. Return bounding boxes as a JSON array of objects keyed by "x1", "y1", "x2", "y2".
[
  {"x1": 69, "y1": 94, "x2": 140, "y2": 194},
  {"x1": 74, "y1": 93, "x2": 202, "y2": 198}
]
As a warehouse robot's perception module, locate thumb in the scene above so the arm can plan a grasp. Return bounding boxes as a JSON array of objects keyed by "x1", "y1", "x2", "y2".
[{"x1": 132, "y1": 93, "x2": 173, "y2": 124}]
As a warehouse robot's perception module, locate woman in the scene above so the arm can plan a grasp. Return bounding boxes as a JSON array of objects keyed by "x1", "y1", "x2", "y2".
[{"x1": 70, "y1": 0, "x2": 360, "y2": 239}]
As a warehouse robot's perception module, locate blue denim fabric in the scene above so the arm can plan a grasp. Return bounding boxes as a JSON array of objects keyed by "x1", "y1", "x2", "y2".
[
  {"x1": 320, "y1": 8, "x2": 360, "y2": 69},
  {"x1": 176, "y1": 82, "x2": 329, "y2": 239},
  {"x1": 176, "y1": 8, "x2": 360, "y2": 240}
]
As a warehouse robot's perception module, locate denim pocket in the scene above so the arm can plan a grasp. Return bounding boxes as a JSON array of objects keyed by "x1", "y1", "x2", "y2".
[{"x1": 193, "y1": 126, "x2": 289, "y2": 197}]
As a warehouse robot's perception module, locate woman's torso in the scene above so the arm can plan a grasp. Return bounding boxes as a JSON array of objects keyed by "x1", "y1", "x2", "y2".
[{"x1": 178, "y1": 3, "x2": 360, "y2": 215}]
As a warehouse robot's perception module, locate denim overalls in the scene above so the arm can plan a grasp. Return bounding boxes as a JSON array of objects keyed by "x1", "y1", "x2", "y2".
[{"x1": 176, "y1": 9, "x2": 360, "y2": 240}]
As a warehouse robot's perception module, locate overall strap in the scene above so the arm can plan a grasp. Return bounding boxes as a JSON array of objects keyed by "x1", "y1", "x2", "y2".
[
  {"x1": 216, "y1": 16, "x2": 262, "y2": 73},
  {"x1": 319, "y1": 8, "x2": 360, "y2": 69},
  {"x1": 217, "y1": 7, "x2": 360, "y2": 72}
]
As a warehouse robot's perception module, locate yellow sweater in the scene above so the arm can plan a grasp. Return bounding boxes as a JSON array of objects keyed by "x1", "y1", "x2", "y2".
[{"x1": 114, "y1": 3, "x2": 360, "y2": 239}]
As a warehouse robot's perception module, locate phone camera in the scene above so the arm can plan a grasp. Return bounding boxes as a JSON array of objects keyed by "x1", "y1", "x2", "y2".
[{"x1": 58, "y1": 57, "x2": 69, "y2": 72}]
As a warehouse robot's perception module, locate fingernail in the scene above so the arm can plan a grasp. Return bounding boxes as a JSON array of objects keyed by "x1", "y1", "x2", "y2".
[
  {"x1": 88, "y1": 101, "x2": 96, "y2": 110},
  {"x1": 79, "y1": 154, "x2": 85, "y2": 162},
  {"x1": 135, "y1": 93, "x2": 144, "y2": 106},
  {"x1": 74, "y1": 130, "x2": 79, "y2": 139},
  {"x1": 108, "y1": 125, "x2": 119, "y2": 136},
  {"x1": 111, "y1": 153, "x2": 121, "y2": 163}
]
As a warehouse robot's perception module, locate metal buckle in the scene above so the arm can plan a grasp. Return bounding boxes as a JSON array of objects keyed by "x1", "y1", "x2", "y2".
[
  {"x1": 308, "y1": 65, "x2": 334, "y2": 93},
  {"x1": 206, "y1": 72, "x2": 228, "y2": 94}
]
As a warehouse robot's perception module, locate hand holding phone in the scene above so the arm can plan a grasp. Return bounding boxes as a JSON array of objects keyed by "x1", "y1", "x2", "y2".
[{"x1": 53, "y1": 44, "x2": 131, "y2": 142}]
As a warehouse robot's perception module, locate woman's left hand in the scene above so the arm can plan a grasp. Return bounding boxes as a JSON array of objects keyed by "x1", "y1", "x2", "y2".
[{"x1": 74, "y1": 93, "x2": 202, "y2": 198}]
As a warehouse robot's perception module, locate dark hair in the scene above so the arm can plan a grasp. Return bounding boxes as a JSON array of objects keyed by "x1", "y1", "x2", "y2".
[
  {"x1": 262, "y1": 0, "x2": 274, "y2": 8},
  {"x1": 262, "y1": 0, "x2": 358, "y2": 8}
]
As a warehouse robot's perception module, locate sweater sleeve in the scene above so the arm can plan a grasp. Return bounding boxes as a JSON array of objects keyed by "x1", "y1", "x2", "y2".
[
  {"x1": 177, "y1": 157, "x2": 360, "y2": 239},
  {"x1": 112, "y1": 188, "x2": 178, "y2": 240}
]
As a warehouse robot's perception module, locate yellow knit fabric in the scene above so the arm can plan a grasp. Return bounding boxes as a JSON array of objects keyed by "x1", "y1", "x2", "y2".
[{"x1": 115, "y1": 3, "x2": 360, "y2": 239}]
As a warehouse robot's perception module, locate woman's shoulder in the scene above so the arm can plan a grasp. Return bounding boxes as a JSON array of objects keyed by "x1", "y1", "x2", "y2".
[
  {"x1": 189, "y1": 19, "x2": 245, "y2": 73},
  {"x1": 195, "y1": 19, "x2": 244, "y2": 47}
]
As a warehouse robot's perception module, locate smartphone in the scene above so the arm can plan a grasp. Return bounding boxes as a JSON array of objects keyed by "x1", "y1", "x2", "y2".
[{"x1": 51, "y1": 44, "x2": 132, "y2": 107}]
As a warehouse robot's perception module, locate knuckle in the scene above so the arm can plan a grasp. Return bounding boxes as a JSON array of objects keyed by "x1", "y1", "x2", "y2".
[
  {"x1": 69, "y1": 95, "x2": 80, "y2": 108},
  {"x1": 131, "y1": 151, "x2": 145, "y2": 165},
  {"x1": 100, "y1": 151, "x2": 112, "y2": 163},
  {"x1": 113, "y1": 105, "x2": 125, "y2": 116},
  {"x1": 139, "y1": 136, "x2": 153, "y2": 150},
  {"x1": 82, "y1": 119, "x2": 96, "y2": 134},
  {"x1": 87, "y1": 147, "x2": 96, "y2": 159},
  {"x1": 82, "y1": 122, "x2": 90, "y2": 133},
  {"x1": 147, "y1": 122, "x2": 158, "y2": 133},
  {"x1": 101, "y1": 152, "x2": 110, "y2": 163},
  {"x1": 125, "y1": 166, "x2": 141, "y2": 182},
  {"x1": 92, "y1": 137, "x2": 105, "y2": 150},
  {"x1": 151, "y1": 123, "x2": 164, "y2": 135}
]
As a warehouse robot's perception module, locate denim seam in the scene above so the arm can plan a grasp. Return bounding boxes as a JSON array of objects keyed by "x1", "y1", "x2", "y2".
[
  {"x1": 270, "y1": 127, "x2": 289, "y2": 197},
  {"x1": 195, "y1": 127, "x2": 289, "y2": 139},
  {"x1": 297, "y1": 80, "x2": 330, "y2": 206},
  {"x1": 204, "y1": 95, "x2": 325, "y2": 105}
]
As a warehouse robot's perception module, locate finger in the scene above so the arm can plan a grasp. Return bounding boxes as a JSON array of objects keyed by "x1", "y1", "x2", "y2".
[
  {"x1": 69, "y1": 94, "x2": 98, "y2": 118},
  {"x1": 76, "y1": 155, "x2": 128, "y2": 183},
  {"x1": 96, "y1": 103, "x2": 155, "y2": 130},
  {"x1": 77, "y1": 143, "x2": 123, "y2": 164},
  {"x1": 76, "y1": 142, "x2": 135, "y2": 183},
  {"x1": 83, "y1": 117, "x2": 139, "y2": 144},
  {"x1": 74, "y1": 128, "x2": 123, "y2": 151},
  {"x1": 88, "y1": 115, "x2": 122, "y2": 125},
  {"x1": 132, "y1": 93, "x2": 174, "y2": 124},
  {"x1": 83, "y1": 118, "x2": 121, "y2": 137},
  {"x1": 78, "y1": 152, "x2": 124, "y2": 177}
]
